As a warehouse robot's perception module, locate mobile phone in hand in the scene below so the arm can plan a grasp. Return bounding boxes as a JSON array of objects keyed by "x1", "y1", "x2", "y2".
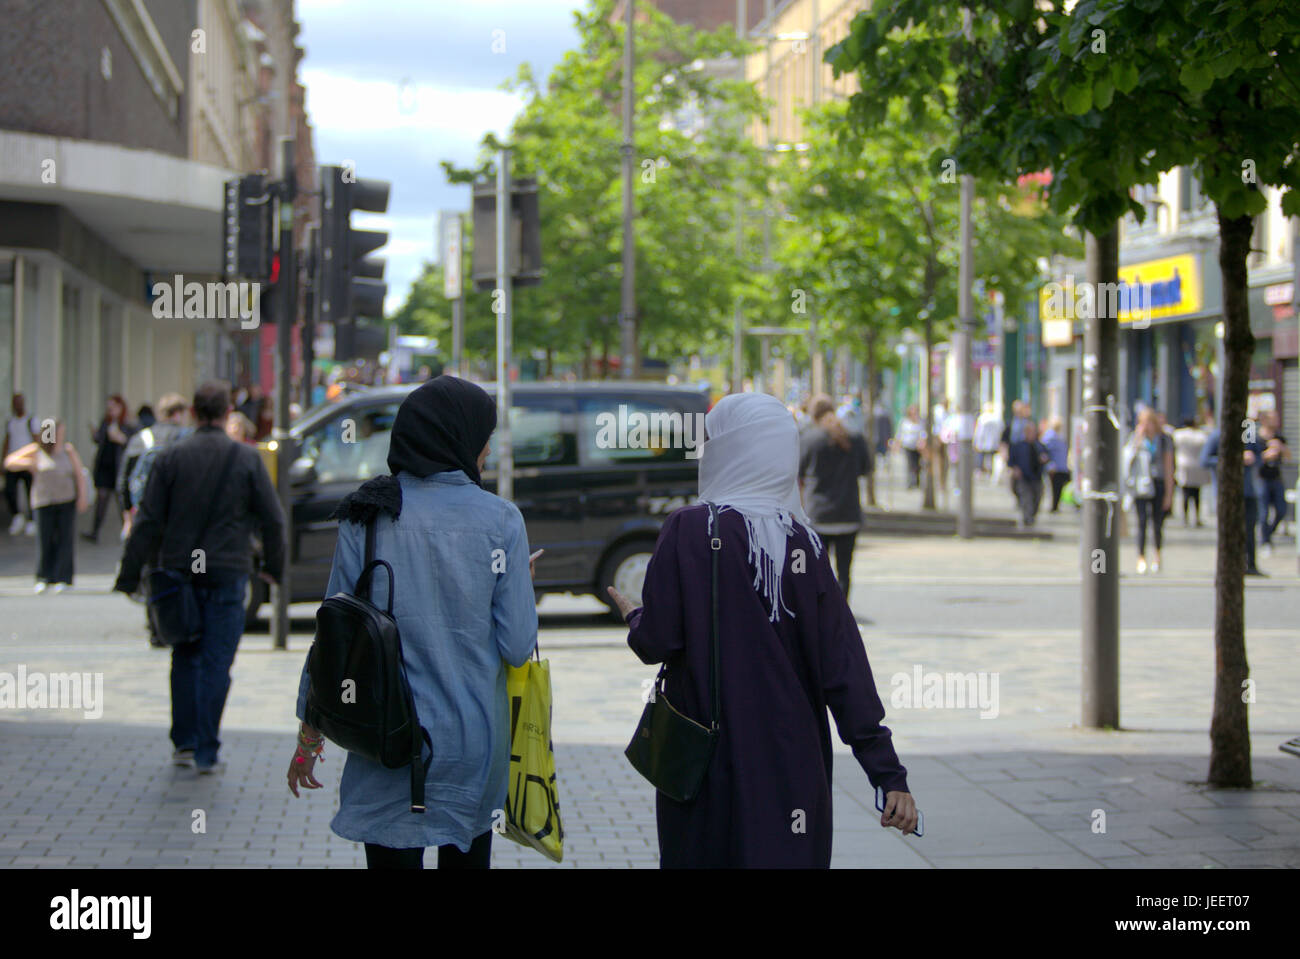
[{"x1": 875, "y1": 785, "x2": 924, "y2": 838}]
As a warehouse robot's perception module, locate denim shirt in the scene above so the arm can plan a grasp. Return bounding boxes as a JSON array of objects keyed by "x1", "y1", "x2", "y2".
[{"x1": 295, "y1": 469, "x2": 538, "y2": 851}]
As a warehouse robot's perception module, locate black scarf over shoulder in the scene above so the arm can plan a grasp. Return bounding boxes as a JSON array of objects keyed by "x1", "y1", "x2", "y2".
[{"x1": 332, "y1": 375, "x2": 497, "y2": 525}]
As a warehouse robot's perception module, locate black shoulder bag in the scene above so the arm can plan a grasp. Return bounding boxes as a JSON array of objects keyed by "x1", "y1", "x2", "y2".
[
  {"x1": 304, "y1": 519, "x2": 432, "y2": 813},
  {"x1": 624, "y1": 502, "x2": 721, "y2": 802},
  {"x1": 146, "y1": 440, "x2": 242, "y2": 647}
]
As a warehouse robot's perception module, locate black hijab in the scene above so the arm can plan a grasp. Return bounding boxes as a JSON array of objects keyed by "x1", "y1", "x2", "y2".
[{"x1": 332, "y1": 375, "x2": 497, "y2": 525}]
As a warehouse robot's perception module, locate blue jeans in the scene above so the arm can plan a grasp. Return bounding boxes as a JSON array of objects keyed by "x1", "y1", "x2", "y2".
[
  {"x1": 1259, "y1": 476, "x2": 1287, "y2": 544},
  {"x1": 170, "y1": 573, "x2": 248, "y2": 766}
]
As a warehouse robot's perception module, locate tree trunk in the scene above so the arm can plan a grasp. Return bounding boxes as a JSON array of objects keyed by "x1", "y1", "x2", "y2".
[{"x1": 1208, "y1": 209, "x2": 1253, "y2": 788}]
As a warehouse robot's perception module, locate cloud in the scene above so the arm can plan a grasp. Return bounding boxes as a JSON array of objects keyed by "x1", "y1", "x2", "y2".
[{"x1": 296, "y1": 0, "x2": 581, "y2": 312}]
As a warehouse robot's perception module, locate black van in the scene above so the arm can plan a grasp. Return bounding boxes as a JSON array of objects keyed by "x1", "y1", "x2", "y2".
[{"x1": 248, "y1": 380, "x2": 710, "y2": 625}]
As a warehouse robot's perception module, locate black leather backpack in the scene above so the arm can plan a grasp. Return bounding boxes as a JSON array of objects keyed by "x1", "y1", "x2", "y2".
[{"x1": 304, "y1": 519, "x2": 432, "y2": 813}]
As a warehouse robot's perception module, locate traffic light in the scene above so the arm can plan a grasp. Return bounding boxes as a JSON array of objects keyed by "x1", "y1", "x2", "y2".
[
  {"x1": 471, "y1": 177, "x2": 541, "y2": 291},
  {"x1": 319, "y1": 164, "x2": 390, "y2": 360},
  {"x1": 222, "y1": 173, "x2": 272, "y2": 281}
]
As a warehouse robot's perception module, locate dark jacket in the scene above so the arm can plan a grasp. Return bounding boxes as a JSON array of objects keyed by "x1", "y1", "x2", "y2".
[
  {"x1": 114, "y1": 425, "x2": 285, "y2": 592},
  {"x1": 798, "y1": 425, "x2": 869, "y2": 527},
  {"x1": 1200, "y1": 429, "x2": 1264, "y2": 499},
  {"x1": 1008, "y1": 439, "x2": 1048, "y2": 481}
]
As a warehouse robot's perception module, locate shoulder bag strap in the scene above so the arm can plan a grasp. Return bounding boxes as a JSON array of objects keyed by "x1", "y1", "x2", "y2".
[
  {"x1": 707, "y1": 502, "x2": 721, "y2": 733},
  {"x1": 189, "y1": 440, "x2": 242, "y2": 565}
]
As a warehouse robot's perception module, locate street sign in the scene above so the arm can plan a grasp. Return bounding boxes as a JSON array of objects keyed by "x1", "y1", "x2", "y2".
[{"x1": 441, "y1": 212, "x2": 463, "y2": 299}]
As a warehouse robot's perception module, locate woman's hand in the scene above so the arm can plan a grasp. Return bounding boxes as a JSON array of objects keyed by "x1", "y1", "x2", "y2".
[
  {"x1": 287, "y1": 747, "x2": 324, "y2": 798},
  {"x1": 288, "y1": 723, "x2": 325, "y2": 798},
  {"x1": 881, "y1": 790, "x2": 919, "y2": 835},
  {"x1": 605, "y1": 586, "x2": 637, "y2": 621}
]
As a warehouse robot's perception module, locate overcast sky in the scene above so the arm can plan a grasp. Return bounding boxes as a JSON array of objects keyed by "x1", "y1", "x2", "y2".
[{"x1": 298, "y1": 0, "x2": 583, "y2": 314}]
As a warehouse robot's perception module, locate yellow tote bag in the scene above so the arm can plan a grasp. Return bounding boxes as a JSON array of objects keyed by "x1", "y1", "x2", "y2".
[{"x1": 504, "y1": 654, "x2": 564, "y2": 862}]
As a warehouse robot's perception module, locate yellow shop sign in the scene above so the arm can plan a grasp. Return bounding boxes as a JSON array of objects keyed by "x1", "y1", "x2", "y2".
[{"x1": 1039, "y1": 253, "x2": 1201, "y2": 328}]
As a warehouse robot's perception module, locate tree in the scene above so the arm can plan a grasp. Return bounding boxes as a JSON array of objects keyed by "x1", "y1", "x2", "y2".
[
  {"x1": 448, "y1": 0, "x2": 769, "y2": 377},
  {"x1": 778, "y1": 96, "x2": 1077, "y2": 509},
  {"x1": 830, "y1": 0, "x2": 1300, "y2": 784}
]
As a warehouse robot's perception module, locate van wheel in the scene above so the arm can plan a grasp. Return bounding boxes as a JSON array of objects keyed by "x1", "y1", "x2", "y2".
[
  {"x1": 244, "y1": 577, "x2": 266, "y2": 631},
  {"x1": 597, "y1": 540, "x2": 655, "y2": 620}
]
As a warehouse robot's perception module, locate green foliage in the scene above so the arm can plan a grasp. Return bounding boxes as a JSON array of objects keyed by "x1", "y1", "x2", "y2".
[{"x1": 439, "y1": 0, "x2": 769, "y2": 373}]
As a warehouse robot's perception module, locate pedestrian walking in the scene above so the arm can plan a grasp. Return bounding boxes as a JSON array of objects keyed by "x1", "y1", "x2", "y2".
[
  {"x1": 1124, "y1": 408, "x2": 1175, "y2": 574},
  {"x1": 974, "y1": 402, "x2": 1003, "y2": 475},
  {"x1": 3, "y1": 420, "x2": 89, "y2": 592},
  {"x1": 85, "y1": 394, "x2": 134, "y2": 543},
  {"x1": 112, "y1": 382, "x2": 286, "y2": 772},
  {"x1": 1007, "y1": 419, "x2": 1048, "y2": 528},
  {"x1": 116, "y1": 393, "x2": 192, "y2": 646},
  {"x1": 287, "y1": 376, "x2": 539, "y2": 869},
  {"x1": 799, "y1": 394, "x2": 869, "y2": 598},
  {"x1": 1173, "y1": 416, "x2": 1211, "y2": 526},
  {"x1": 894, "y1": 405, "x2": 925, "y2": 489},
  {"x1": 606, "y1": 392, "x2": 917, "y2": 868},
  {"x1": 1257, "y1": 411, "x2": 1290, "y2": 556},
  {"x1": 1201, "y1": 422, "x2": 1267, "y2": 575},
  {"x1": 4, "y1": 393, "x2": 39, "y2": 535},
  {"x1": 1040, "y1": 417, "x2": 1071, "y2": 512}
]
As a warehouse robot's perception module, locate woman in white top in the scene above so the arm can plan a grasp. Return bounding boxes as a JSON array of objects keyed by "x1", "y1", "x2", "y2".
[
  {"x1": 3, "y1": 421, "x2": 89, "y2": 592},
  {"x1": 1172, "y1": 416, "x2": 1212, "y2": 527}
]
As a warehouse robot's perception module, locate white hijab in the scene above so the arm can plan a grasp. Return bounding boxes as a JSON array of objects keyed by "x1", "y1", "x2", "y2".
[{"x1": 697, "y1": 392, "x2": 822, "y2": 622}]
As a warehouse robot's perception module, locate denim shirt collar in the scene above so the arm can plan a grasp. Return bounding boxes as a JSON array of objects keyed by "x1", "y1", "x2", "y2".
[{"x1": 413, "y1": 469, "x2": 473, "y2": 486}]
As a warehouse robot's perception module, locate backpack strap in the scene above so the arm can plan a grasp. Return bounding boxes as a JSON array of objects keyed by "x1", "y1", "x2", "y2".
[{"x1": 358, "y1": 515, "x2": 430, "y2": 814}]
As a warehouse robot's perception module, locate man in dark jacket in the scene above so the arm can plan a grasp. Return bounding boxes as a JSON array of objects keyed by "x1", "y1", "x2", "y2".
[
  {"x1": 1007, "y1": 419, "x2": 1049, "y2": 528},
  {"x1": 114, "y1": 381, "x2": 286, "y2": 772}
]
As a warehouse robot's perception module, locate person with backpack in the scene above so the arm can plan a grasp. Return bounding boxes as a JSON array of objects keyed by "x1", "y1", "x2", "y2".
[
  {"x1": 112, "y1": 382, "x2": 285, "y2": 773},
  {"x1": 115, "y1": 393, "x2": 191, "y2": 646},
  {"x1": 287, "y1": 376, "x2": 539, "y2": 870},
  {"x1": 117, "y1": 393, "x2": 191, "y2": 537},
  {"x1": 1124, "y1": 407, "x2": 1175, "y2": 574}
]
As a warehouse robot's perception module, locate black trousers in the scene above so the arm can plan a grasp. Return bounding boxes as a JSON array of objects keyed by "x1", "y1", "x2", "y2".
[
  {"x1": 35, "y1": 500, "x2": 76, "y2": 584},
  {"x1": 1181, "y1": 485, "x2": 1201, "y2": 523},
  {"x1": 1048, "y1": 470, "x2": 1070, "y2": 512},
  {"x1": 364, "y1": 830, "x2": 493, "y2": 870},
  {"x1": 904, "y1": 449, "x2": 921, "y2": 487},
  {"x1": 823, "y1": 532, "x2": 857, "y2": 597},
  {"x1": 5, "y1": 469, "x2": 32, "y2": 520},
  {"x1": 1133, "y1": 496, "x2": 1165, "y2": 555}
]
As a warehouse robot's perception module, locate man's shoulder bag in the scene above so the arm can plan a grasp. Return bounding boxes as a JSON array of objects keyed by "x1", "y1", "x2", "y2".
[{"x1": 304, "y1": 519, "x2": 432, "y2": 813}]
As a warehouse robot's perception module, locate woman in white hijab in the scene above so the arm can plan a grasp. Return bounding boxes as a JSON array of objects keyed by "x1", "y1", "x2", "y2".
[{"x1": 608, "y1": 392, "x2": 917, "y2": 867}]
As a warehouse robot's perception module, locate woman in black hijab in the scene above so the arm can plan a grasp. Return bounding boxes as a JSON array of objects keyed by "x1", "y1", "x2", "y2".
[{"x1": 289, "y1": 376, "x2": 541, "y2": 869}]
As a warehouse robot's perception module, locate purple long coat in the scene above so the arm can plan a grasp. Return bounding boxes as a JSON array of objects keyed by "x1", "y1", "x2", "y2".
[{"x1": 626, "y1": 503, "x2": 909, "y2": 868}]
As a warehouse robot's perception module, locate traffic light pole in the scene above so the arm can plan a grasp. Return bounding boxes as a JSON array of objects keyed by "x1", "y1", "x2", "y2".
[
  {"x1": 272, "y1": 136, "x2": 296, "y2": 651},
  {"x1": 495, "y1": 148, "x2": 514, "y2": 503}
]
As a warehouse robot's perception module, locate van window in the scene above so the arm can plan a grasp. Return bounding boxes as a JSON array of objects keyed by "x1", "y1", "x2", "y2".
[
  {"x1": 302, "y1": 403, "x2": 399, "y2": 483},
  {"x1": 579, "y1": 396, "x2": 688, "y2": 464},
  {"x1": 484, "y1": 397, "x2": 576, "y2": 469}
]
